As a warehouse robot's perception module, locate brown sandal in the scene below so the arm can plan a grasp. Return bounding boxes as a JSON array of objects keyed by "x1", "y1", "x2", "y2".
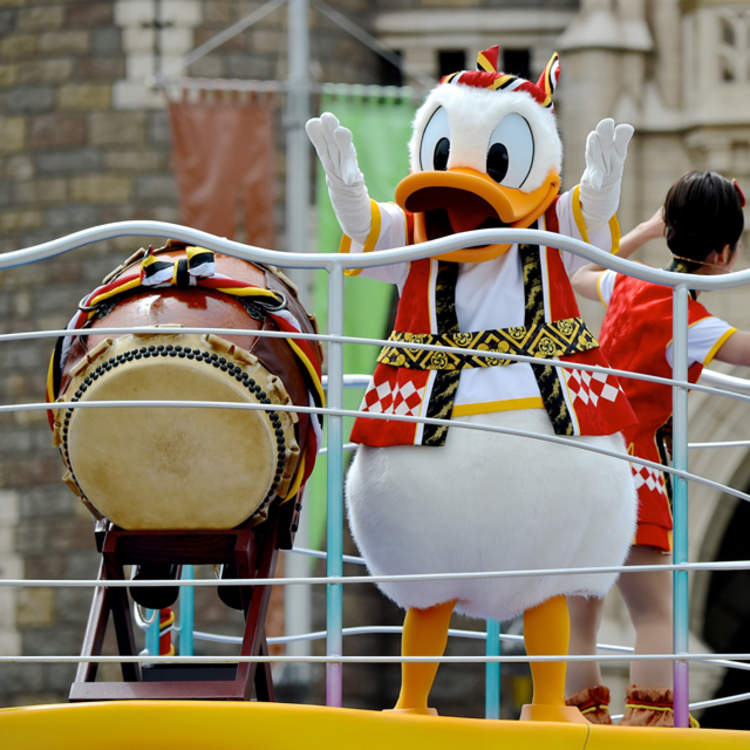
[
  {"x1": 619, "y1": 686, "x2": 700, "y2": 727},
  {"x1": 565, "y1": 685, "x2": 613, "y2": 725}
]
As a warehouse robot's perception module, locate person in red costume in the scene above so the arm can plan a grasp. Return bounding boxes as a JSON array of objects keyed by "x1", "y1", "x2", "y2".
[{"x1": 568, "y1": 170, "x2": 750, "y2": 726}]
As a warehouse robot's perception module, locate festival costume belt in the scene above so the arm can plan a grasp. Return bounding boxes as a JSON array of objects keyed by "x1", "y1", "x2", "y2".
[
  {"x1": 400, "y1": 248, "x2": 598, "y2": 446},
  {"x1": 376, "y1": 317, "x2": 599, "y2": 371}
]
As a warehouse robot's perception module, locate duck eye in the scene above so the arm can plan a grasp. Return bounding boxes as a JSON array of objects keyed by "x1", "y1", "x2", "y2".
[
  {"x1": 433, "y1": 138, "x2": 450, "y2": 171},
  {"x1": 419, "y1": 106, "x2": 451, "y2": 172},
  {"x1": 486, "y1": 113, "x2": 534, "y2": 188},
  {"x1": 487, "y1": 143, "x2": 509, "y2": 183}
]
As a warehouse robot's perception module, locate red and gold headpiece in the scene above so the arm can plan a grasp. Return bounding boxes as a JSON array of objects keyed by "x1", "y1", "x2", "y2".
[{"x1": 440, "y1": 46, "x2": 561, "y2": 112}]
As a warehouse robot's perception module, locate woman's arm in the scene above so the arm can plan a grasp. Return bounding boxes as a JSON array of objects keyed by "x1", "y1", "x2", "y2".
[
  {"x1": 571, "y1": 208, "x2": 666, "y2": 302},
  {"x1": 713, "y1": 330, "x2": 750, "y2": 368}
]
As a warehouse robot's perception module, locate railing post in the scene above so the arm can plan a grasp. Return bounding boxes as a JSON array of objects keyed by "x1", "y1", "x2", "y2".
[
  {"x1": 326, "y1": 263, "x2": 345, "y2": 706},
  {"x1": 179, "y1": 565, "x2": 194, "y2": 656},
  {"x1": 146, "y1": 609, "x2": 159, "y2": 657},
  {"x1": 485, "y1": 618, "x2": 501, "y2": 719},
  {"x1": 672, "y1": 283, "x2": 690, "y2": 727}
]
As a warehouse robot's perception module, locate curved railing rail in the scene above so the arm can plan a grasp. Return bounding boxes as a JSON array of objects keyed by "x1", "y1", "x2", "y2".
[{"x1": 1, "y1": 221, "x2": 749, "y2": 726}]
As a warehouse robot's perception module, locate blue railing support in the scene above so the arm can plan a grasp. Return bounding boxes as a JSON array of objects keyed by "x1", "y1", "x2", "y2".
[
  {"x1": 485, "y1": 619, "x2": 501, "y2": 719},
  {"x1": 672, "y1": 283, "x2": 690, "y2": 728},
  {"x1": 326, "y1": 263, "x2": 345, "y2": 707},
  {"x1": 179, "y1": 565, "x2": 195, "y2": 657}
]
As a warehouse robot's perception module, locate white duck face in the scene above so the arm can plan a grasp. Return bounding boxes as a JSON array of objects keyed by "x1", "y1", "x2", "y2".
[{"x1": 395, "y1": 65, "x2": 563, "y2": 262}]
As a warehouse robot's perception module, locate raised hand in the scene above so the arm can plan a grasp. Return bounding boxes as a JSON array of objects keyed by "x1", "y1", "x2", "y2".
[
  {"x1": 579, "y1": 118, "x2": 635, "y2": 233},
  {"x1": 306, "y1": 112, "x2": 372, "y2": 244}
]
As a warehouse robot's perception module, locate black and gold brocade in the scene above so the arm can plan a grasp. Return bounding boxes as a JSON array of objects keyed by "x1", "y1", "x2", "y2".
[{"x1": 378, "y1": 242, "x2": 599, "y2": 445}]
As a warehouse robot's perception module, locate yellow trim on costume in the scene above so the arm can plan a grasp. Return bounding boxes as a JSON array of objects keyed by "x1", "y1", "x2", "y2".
[
  {"x1": 665, "y1": 318, "x2": 734, "y2": 364},
  {"x1": 451, "y1": 397, "x2": 544, "y2": 417},
  {"x1": 488, "y1": 74, "x2": 516, "y2": 90},
  {"x1": 343, "y1": 200, "x2": 381, "y2": 278},
  {"x1": 608, "y1": 212, "x2": 621, "y2": 255},
  {"x1": 283, "y1": 451, "x2": 306, "y2": 503},
  {"x1": 476, "y1": 50, "x2": 495, "y2": 73},
  {"x1": 362, "y1": 199, "x2": 382, "y2": 255},
  {"x1": 571, "y1": 185, "x2": 591, "y2": 245},
  {"x1": 704, "y1": 326, "x2": 737, "y2": 366},
  {"x1": 571, "y1": 186, "x2": 622, "y2": 255},
  {"x1": 541, "y1": 52, "x2": 559, "y2": 105}
]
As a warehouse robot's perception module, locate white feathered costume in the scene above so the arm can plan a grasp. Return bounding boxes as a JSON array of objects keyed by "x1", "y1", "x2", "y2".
[{"x1": 307, "y1": 48, "x2": 637, "y2": 719}]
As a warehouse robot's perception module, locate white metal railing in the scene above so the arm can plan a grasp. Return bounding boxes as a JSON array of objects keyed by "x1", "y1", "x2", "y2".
[{"x1": 2, "y1": 221, "x2": 750, "y2": 726}]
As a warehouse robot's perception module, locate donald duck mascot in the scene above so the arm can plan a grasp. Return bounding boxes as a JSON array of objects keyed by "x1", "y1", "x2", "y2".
[{"x1": 307, "y1": 47, "x2": 638, "y2": 723}]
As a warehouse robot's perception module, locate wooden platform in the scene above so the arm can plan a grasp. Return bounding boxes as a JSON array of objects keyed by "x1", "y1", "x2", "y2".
[{"x1": 0, "y1": 701, "x2": 747, "y2": 750}]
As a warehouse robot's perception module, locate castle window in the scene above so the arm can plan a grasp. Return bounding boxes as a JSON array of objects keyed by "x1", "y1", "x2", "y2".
[
  {"x1": 717, "y1": 11, "x2": 747, "y2": 84},
  {"x1": 438, "y1": 50, "x2": 466, "y2": 78},
  {"x1": 379, "y1": 51, "x2": 404, "y2": 87},
  {"x1": 722, "y1": 16, "x2": 736, "y2": 47},
  {"x1": 503, "y1": 49, "x2": 531, "y2": 81}
]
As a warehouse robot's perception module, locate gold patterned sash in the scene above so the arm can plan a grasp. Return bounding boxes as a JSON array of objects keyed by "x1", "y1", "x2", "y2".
[{"x1": 377, "y1": 317, "x2": 598, "y2": 371}]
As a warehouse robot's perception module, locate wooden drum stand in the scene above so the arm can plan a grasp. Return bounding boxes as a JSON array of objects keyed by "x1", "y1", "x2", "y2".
[{"x1": 69, "y1": 499, "x2": 301, "y2": 702}]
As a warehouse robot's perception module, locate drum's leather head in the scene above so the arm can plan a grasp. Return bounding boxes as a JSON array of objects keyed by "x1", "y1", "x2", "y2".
[{"x1": 59, "y1": 336, "x2": 298, "y2": 530}]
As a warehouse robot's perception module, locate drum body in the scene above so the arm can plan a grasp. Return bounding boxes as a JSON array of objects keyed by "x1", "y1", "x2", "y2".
[{"x1": 50, "y1": 242, "x2": 321, "y2": 531}]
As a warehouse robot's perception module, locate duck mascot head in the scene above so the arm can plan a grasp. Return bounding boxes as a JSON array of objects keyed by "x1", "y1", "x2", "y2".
[
  {"x1": 398, "y1": 46, "x2": 562, "y2": 263},
  {"x1": 307, "y1": 48, "x2": 638, "y2": 722}
]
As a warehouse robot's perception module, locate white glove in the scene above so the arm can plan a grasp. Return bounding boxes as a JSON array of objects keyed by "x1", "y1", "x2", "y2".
[
  {"x1": 579, "y1": 118, "x2": 634, "y2": 233},
  {"x1": 305, "y1": 112, "x2": 372, "y2": 245}
]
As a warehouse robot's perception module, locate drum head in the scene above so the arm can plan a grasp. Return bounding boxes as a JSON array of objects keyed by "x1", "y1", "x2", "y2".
[{"x1": 61, "y1": 343, "x2": 292, "y2": 530}]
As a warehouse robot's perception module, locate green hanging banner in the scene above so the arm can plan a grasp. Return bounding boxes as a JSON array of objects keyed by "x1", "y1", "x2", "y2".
[{"x1": 308, "y1": 93, "x2": 416, "y2": 549}]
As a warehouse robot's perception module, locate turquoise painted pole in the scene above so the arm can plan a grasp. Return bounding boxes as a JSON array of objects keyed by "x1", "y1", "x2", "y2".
[
  {"x1": 326, "y1": 263, "x2": 345, "y2": 707},
  {"x1": 146, "y1": 609, "x2": 159, "y2": 657},
  {"x1": 179, "y1": 565, "x2": 194, "y2": 656},
  {"x1": 671, "y1": 284, "x2": 690, "y2": 728},
  {"x1": 485, "y1": 618, "x2": 501, "y2": 719}
]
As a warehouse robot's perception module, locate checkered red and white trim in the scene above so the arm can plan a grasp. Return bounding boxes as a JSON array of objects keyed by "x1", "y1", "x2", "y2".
[
  {"x1": 631, "y1": 463, "x2": 668, "y2": 497},
  {"x1": 361, "y1": 378, "x2": 424, "y2": 417},
  {"x1": 564, "y1": 368, "x2": 623, "y2": 407}
]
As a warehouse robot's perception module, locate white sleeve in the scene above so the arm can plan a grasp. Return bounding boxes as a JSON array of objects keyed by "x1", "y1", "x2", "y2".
[
  {"x1": 341, "y1": 201, "x2": 410, "y2": 289},
  {"x1": 597, "y1": 269, "x2": 617, "y2": 307},
  {"x1": 555, "y1": 188, "x2": 617, "y2": 274},
  {"x1": 666, "y1": 317, "x2": 737, "y2": 368}
]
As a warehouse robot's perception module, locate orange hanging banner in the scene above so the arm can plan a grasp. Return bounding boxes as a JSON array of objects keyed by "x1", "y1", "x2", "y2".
[{"x1": 168, "y1": 92, "x2": 276, "y2": 246}]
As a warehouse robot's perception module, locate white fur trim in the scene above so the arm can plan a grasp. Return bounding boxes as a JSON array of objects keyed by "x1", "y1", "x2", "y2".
[
  {"x1": 409, "y1": 84, "x2": 563, "y2": 192},
  {"x1": 345, "y1": 409, "x2": 636, "y2": 621}
]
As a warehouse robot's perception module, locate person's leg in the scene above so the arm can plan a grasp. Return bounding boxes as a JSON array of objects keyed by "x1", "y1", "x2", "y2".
[
  {"x1": 565, "y1": 594, "x2": 606, "y2": 695},
  {"x1": 617, "y1": 544, "x2": 673, "y2": 688},
  {"x1": 617, "y1": 544, "x2": 684, "y2": 727},
  {"x1": 565, "y1": 594, "x2": 613, "y2": 724}
]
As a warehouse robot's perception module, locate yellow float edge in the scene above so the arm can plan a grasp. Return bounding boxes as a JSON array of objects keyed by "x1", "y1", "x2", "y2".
[{"x1": 0, "y1": 701, "x2": 747, "y2": 750}]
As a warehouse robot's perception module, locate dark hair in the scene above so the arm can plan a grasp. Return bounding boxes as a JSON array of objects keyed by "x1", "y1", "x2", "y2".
[{"x1": 663, "y1": 170, "x2": 744, "y2": 271}]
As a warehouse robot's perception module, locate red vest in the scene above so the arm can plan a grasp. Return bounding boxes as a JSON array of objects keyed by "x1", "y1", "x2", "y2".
[
  {"x1": 599, "y1": 273, "x2": 712, "y2": 546},
  {"x1": 353, "y1": 211, "x2": 636, "y2": 447}
]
